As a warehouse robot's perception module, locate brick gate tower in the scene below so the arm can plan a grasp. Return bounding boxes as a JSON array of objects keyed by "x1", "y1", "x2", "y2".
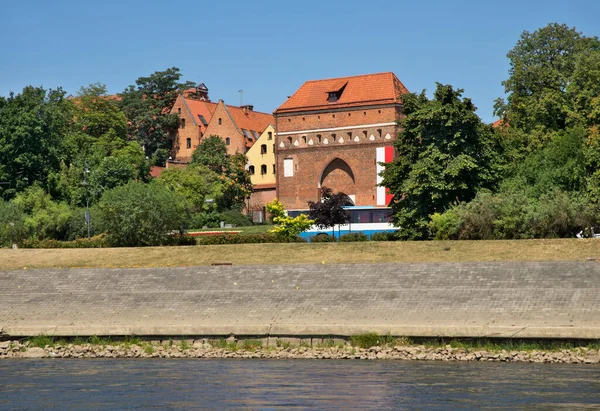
[{"x1": 273, "y1": 72, "x2": 409, "y2": 210}]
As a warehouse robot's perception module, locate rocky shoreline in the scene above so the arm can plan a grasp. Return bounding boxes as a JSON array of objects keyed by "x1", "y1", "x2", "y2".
[{"x1": 2, "y1": 340, "x2": 600, "y2": 363}]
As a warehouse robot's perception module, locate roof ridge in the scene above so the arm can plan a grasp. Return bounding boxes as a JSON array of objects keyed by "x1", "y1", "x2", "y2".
[{"x1": 302, "y1": 71, "x2": 395, "y2": 84}]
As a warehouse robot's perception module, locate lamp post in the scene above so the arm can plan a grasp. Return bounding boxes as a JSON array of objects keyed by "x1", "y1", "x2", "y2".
[{"x1": 82, "y1": 162, "x2": 91, "y2": 241}]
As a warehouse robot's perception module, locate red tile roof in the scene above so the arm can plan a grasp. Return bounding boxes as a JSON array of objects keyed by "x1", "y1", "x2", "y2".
[
  {"x1": 275, "y1": 72, "x2": 409, "y2": 113},
  {"x1": 492, "y1": 118, "x2": 509, "y2": 128},
  {"x1": 182, "y1": 98, "x2": 218, "y2": 131},
  {"x1": 226, "y1": 105, "x2": 274, "y2": 139}
]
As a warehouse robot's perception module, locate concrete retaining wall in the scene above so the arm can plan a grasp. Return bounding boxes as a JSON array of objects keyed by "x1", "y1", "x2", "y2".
[{"x1": 2, "y1": 262, "x2": 600, "y2": 339}]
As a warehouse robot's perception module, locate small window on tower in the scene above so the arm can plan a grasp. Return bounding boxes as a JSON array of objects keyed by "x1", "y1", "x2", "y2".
[
  {"x1": 186, "y1": 138, "x2": 191, "y2": 149},
  {"x1": 178, "y1": 107, "x2": 181, "y2": 114},
  {"x1": 181, "y1": 118, "x2": 186, "y2": 129},
  {"x1": 218, "y1": 118, "x2": 222, "y2": 125}
]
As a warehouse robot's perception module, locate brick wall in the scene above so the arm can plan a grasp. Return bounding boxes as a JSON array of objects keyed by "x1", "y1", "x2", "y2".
[
  {"x1": 170, "y1": 98, "x2": 202, "y2": 162},
  {"x1": 275, "y1": 104, "x2": 402, "y2": 210},
  {"x1": 204, "y1": 102, "x2": 246, "y2": 155}
]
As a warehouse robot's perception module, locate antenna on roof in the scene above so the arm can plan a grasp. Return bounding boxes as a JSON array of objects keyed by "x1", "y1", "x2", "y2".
[{"x1": 239, "y1": 89, "x2": 243, "y2": 107}]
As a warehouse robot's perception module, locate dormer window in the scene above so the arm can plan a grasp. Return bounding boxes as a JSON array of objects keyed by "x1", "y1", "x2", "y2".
[{"x1": 326, "y1": 81, "x2": 347, "y2": 103}]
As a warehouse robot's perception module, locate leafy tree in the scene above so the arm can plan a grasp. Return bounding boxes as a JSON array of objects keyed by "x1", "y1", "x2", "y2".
[
  {"x1": 382, "y1": 84, "x2": 497, "y2": 240},
  {"x1": 12, "y1": 185, "x2": 74, "y2": 240},
  {"x1": 307, "y1": 187, "x2": 352, "y2": 238},
  {"x1": 157, "y1": 164, "x2": 223, "y2": 213},
  {"x1": 266, "y1": 199, "x2": 314, "y2": 239},
  {"x1": 98, "y1": 181, "x2": 190, "y2": 247},
  {"x1": 119, "y1": 67, "x2": 194, "y2": 157},
  {"x1": 0, "y1": 86, "x2": 70, "y2": 199},
  {"x1": 191, "y1": 136, "x2": 253, "y2": 210},
  {"x1": 191, "y1": 135, "x2": 229, "y2": 173},
  {"x1": 494, "y1": 23, "x2": 600, "y2": 143}
]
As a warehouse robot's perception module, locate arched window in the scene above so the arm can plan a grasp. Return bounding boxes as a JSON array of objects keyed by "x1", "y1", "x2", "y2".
[
  {"x1": 261, "y1": 144, "x2": 267, "y2": 154},
  {"x1": 186, "y1": 138, "x2": 191, "y2": 149},
  {"x1": 180, "y1": 118, "x2": 185, "y2": 129},
  {"x1": 249, "y1": 165, "x2": 255, "y2": 175},
  {"x1": 261, "y1": 164, "x2": 267, "y2": 175},
  {"x1": 287, "y1": 137, "x2": 293, "y2": 146},
  {"x1": 225, "y1": 137, "x2": 231, "y2": 145},
  {"x1": 218, "y1": 118, "x2": 222, "y2": 125}
]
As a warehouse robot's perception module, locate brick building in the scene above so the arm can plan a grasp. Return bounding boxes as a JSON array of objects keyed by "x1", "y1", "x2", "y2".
[
  {"x1": 169, "y1": 84, "x2": 273, "y2": 162},
  {"x1": 273, "y1": 72, "x2": 409, "y2": 210}
]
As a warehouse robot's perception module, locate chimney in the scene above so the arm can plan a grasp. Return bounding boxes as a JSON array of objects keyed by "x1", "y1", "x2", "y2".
[{"x1": 241, "y1": 104, "x2": 254, "y2": 114}]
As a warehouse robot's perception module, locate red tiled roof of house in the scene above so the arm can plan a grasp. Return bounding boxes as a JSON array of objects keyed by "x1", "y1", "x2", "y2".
[
  {"x1": 226, "y1": 105, "x2": 274, "y2": 147},
  {"x1": 183, "y1": 98, "x2": 218, "y2": 130},
  {"x1": 275, "y1": 72, "x2": 409, "y2": 113}
]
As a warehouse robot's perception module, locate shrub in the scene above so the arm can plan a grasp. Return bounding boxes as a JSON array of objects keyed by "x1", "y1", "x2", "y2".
[
  {"x1": 428, "y1": 209, "x2": 462, "y2": 240},
  {"x1": 339, "y1": 232, "x2": 369, "y2": 242},
  {"x1": 370, "y1": 231, "x2": 399, "y2": 241},
  {"x1": 0, "y1": 200, "x2": 27, "y2": 247},
  {"x1": 98, "y1": 181, "x2": 190, "y2": 247},
  {"x1": 218, "y1": 209, "x2": 253, "y2": 227},
  {"x1": 20, "y1": 234, "x2": 107, "y2": 248},
  {"x1": 196, "y1": 233, "x2": 306, "y2": 245},
  {"x1": 310, "y1": 233, "x2": 336, "y2": 242}
]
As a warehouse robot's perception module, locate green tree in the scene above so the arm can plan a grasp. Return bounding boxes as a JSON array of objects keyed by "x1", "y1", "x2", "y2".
[
  {"x1": 308, "y1": 187, "x2": 352, "y2": 238},
  {"x1": 382, "y1": 84, "x2": 497, "y2": 240},
  {"x1": 191, "y1": 135, "x2": 229, "y2": 173},
  {"x1": 191, "y1": 136, "x2": 253, "y2": 210},
  {"x1": 119, "y1": 67, "x2": 194, "y2": 157},
  {"x1": 98, "y1": 181, "x2": 190, "y2": 247},
  {"x1": 494, "y1": 23, "x2": 600, "y2": 143},
  {"x1": 157, "y1": 164, "x2": 223, "y2": 213},
  {"x1": 0, "y1": 86, "x2": 70, "y2": 199}
]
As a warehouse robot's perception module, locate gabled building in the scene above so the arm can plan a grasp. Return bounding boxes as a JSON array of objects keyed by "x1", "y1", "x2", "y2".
[
  {"x1": 203, "y1": 101, "x2": 273, "y2": 156},
  {"x1": 246, "y1": 124, "x2": 277, "y2": 214},
  {"x1": 273, "y1": 72, "x2": 409, "y2": 210},
  {"x1": 169, "y1": 84, "x2": 217, "y2": 163},
  {"x1": 169, "y1": 84, "x2": 274, "y2": 162}
]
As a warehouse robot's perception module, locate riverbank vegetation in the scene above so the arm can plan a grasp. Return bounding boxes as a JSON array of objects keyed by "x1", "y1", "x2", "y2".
[
  {"x1": 3, "y1": 334, "x2": 600, "y2": 363},
  {"x1": 2, "y1": 238, "x2": 600, "y2": 270}
]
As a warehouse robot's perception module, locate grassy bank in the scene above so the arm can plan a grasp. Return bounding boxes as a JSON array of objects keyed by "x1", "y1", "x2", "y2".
[{"x1": 1, "y1": 238, "x2": 600, "y2": 270}]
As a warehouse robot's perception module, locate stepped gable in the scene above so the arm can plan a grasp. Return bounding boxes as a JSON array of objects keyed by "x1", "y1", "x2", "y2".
[{"x1": 275, "y1": 72, "x2": 409, "y2": 113}]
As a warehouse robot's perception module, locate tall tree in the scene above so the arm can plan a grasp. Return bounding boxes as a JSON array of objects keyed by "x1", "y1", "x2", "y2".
[
  {"x1": 494, "y1": 23, "x2": 600, "y2": 142},
  {"x1": 119, "y1": 67, "x2": 194, "y2": 157},
  {"x1": 0, "y1": 86, "x2": 70, "y2": 199},
  {"x1": 382, "y1": 84, "x2": 497, "y2": 240}
]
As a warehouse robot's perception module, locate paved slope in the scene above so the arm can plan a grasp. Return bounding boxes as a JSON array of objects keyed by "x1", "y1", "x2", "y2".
[{"x1": 1, "y1": 262, "x2": 599, "y2": 338}]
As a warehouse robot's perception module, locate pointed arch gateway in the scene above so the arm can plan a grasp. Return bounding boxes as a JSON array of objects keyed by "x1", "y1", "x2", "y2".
[{"x1": 319, "y1": 158, "x2": 356, "y2": 205}]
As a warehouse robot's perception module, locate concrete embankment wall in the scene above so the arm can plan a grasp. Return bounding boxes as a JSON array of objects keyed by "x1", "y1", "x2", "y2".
[{"x1": 1, "y1": 262, "x2": 600, "y2": 339}]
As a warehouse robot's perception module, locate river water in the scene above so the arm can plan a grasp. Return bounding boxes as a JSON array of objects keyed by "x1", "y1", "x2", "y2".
[{"x1": 1, "y1": 359, "x2": 599, "y2": 410}]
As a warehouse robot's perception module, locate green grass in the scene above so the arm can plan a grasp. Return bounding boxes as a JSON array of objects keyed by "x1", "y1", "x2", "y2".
[
  {"x1": 27, "y1": 335, "x2": 54, "y2": 348},
  {"x1": 350, "y1": 333, "x2": 399, "y2": 349},
  {"x1": 240, "y1": 339, "x2": 263, "y2": 350}
]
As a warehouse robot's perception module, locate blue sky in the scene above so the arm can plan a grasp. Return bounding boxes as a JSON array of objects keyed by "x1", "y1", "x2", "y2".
[{"x1": 1, "y1": 0, "x2": 598, "y2": 123}]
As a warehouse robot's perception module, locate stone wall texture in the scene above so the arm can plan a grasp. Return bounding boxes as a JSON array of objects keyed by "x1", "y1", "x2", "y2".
[{"x1": 2, "y1": 262, "x2": 600, "y2": 338}]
